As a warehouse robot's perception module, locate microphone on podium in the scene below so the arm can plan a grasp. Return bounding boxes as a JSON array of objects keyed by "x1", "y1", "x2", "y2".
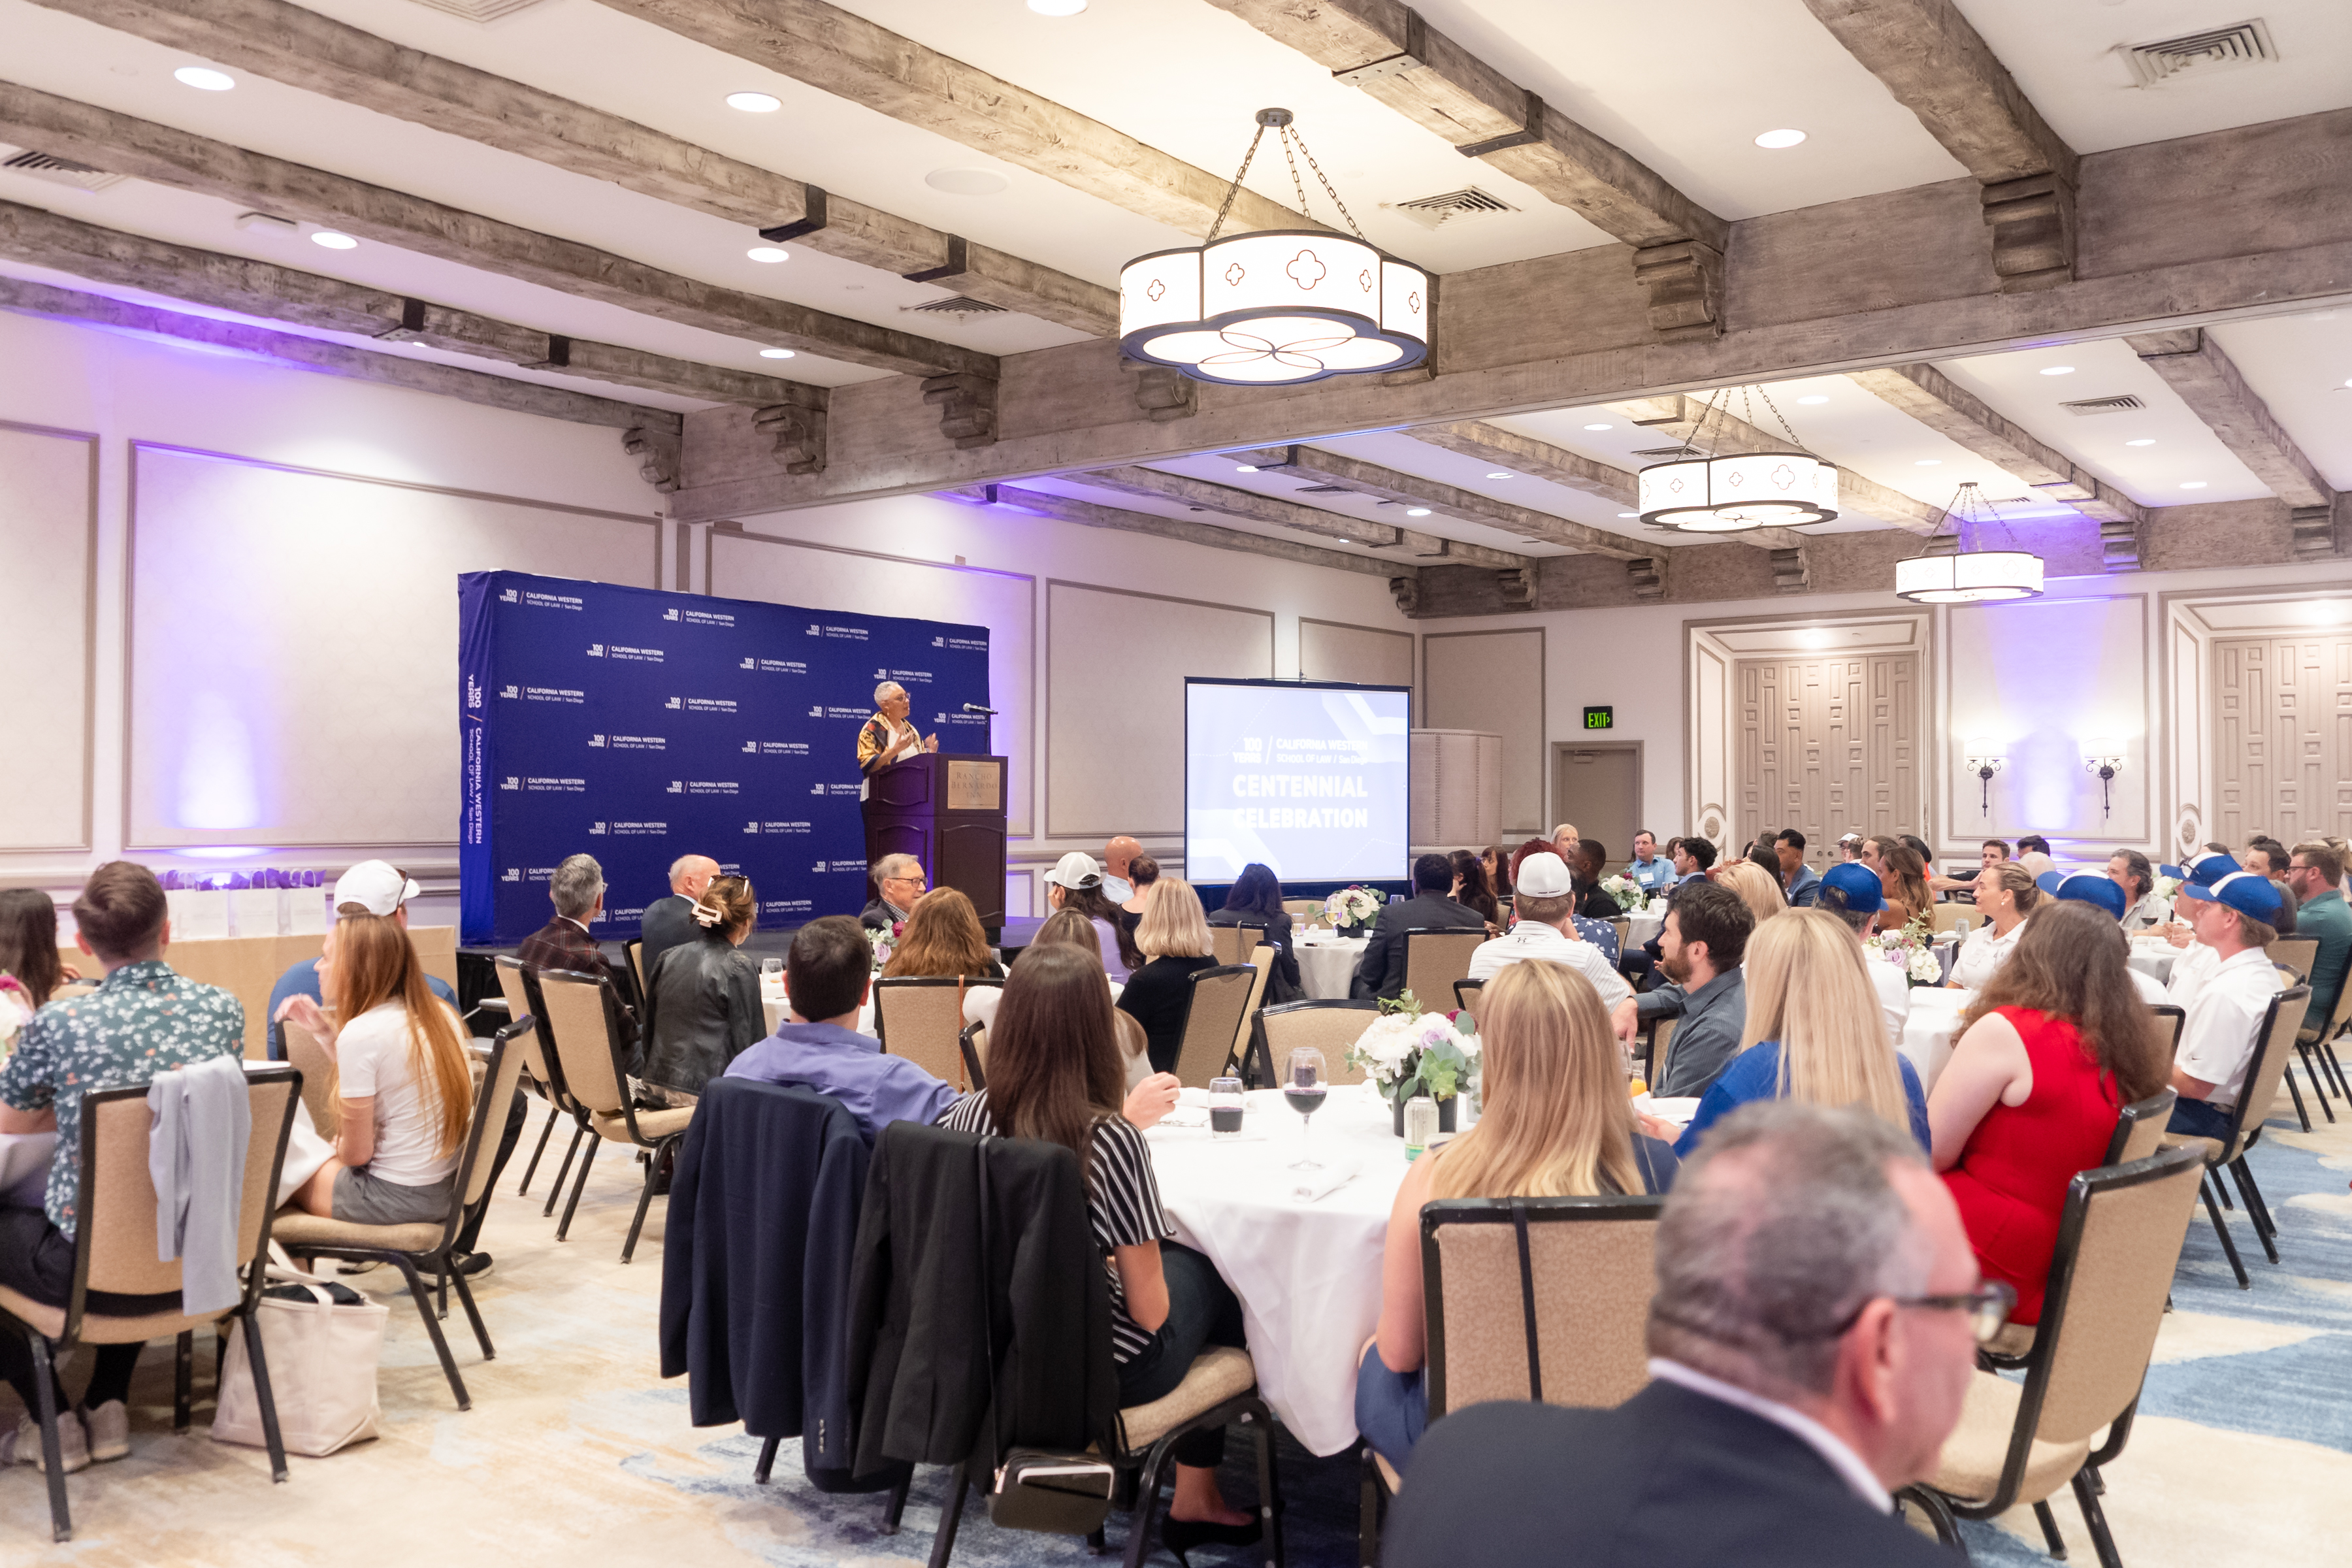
[{"x1": 962, "y1": 702, "x2": 1000, "y2": 715}]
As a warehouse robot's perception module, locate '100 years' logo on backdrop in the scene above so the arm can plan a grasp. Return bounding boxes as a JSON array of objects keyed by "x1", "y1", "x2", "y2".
[{"x1": 459, "y1": 570, "x2": 989, "y2": 945}]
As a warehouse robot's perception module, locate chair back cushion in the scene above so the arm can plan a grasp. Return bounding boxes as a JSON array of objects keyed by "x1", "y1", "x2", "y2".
[
  {"x1": 2223, "y1": 986, "x2": 2310, "y2": 1158},
  {"x1": 1453, "y1": 978, "x2": 1486, "y2": 1030},
  {"x1": 2104, "y1": 1089, "x2": 2176, "y2": 1166},
  {"x1": 2148, "y1": 1004, "x2": 2185, "y2": 1058},
  {"x1": 1403, "y1": 930, "x2": 1486, "y2": 1009},
  {"x1": 1258, "y1": 1001, "x2": 1377, "y2": 1086},
  {"x1": 1208, "y1": 924, "x2": 1265, "y2": 966},
  {"x1": 496, "y1": 956, "x2": 557, "y2": 1088},
  {"x1": 280, "y1": 1020, "x2": 341, "y2": 1139},
  {"x1": 876, "y1": 978, "x2": 985, "y2": 1088},
  {"x1": 1171, "y1": 966, "x2": 1257, "y2": 1087},
  {"x1": 459, "y1": 1031, "x2": 531, "y2": 1213},
  {"x1": 1932, "y1": 902, "x2": 1970, "y2": 934},
  {"x1": 535, "y1": 968, "x2": 630, "y2": 1116},
  {"x1": 1234, "y1": 947, "x2": 1273, "y2": 1063},
  {"x1": 82, "y1": 1072, "x2": 298, "y2": 1301},
  {"x1": 2265, "y1": 938, "x2": 2318, "y2": 983}
]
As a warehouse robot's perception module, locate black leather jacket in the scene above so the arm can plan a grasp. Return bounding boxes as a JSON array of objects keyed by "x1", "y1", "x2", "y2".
[{"x1": 638, "y1": 934, "x2": 764, "y2": 1096}]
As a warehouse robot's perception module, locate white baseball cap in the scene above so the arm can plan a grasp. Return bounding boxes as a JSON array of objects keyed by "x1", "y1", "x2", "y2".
[
  {"x1": 1043, "y1": 851, "x2": 1103, "y2": 890},
  {"x1": 334, "y1": 860, "x2": 421, "y2": 917},
  {"x1": 1514, "y1": 851, "x2": 1576, "y2": 898}
]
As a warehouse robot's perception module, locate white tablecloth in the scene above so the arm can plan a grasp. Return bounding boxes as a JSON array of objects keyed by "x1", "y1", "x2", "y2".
[
  {"x1": 1294, "y1": 936, "x2": 1369, "y2": 1000},
  {"x1": 760, "y1": 981, "x2": 877, "y2": 1038},
  {"x1": 1900, "y1": 987, "x2": 1974, "y2": 1096},
  {"x1": 1147, "y1": 1083, "x2": 1409, "y2": 1456},
  {"x1": 1623, "y1": 910, "x2": 1665, "y2": 949},
  {"x1": 2128, "y1": 939, "x2": 2180, "y2": 987}
]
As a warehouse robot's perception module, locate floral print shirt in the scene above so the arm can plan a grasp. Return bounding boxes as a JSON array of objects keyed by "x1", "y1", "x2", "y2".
[{"x1": 0, "y1": 960, "x2": 244, "y2": 1235}]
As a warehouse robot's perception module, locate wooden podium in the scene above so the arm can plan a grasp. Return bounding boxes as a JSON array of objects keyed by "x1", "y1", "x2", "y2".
[{"x1": 863, "y1": 753, "x2": 1009, "y2": 934}]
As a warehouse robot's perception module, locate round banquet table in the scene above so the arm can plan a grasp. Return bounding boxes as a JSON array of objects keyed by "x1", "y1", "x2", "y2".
[
  {"x1": 1294, "y1": 935, "x2": 1369, "y2": 1000},
  {"x1": 2128, "y1": 938, "x2": 2181, "y2": 988},
  {"x1": 1145, "y1": 1082, "x2": 1412, "y2": 1456},
  {"x1": 1622, "y1": 909, "x2": 1665, "y2": 949},
  {"x1": 760, "y1": 981, "x2": 877, "y2": 1039},
  {"x1": 1899, "y1": 986, "x2": 1974, "y2": 1096}
]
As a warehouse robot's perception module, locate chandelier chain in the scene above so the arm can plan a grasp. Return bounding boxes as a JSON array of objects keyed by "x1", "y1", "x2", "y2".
[
  {"x1": 1279, "y1": 132, "x2": 1314, "y2": 233},
  {"x1": 1288, "y1": 126, "x2": 1367, "y2": 240},
  {"x1": 1754, "y1": 383, "x2": 1806, "y2": 449},
  {"x1": 1205, "y1": 123, "x2": 1271, "y2": 244}
]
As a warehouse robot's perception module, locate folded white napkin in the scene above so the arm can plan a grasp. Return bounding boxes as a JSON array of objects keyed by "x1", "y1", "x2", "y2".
[
  {"x1": 1290, "y1": 1158, "x2": 1356, "y2": 1202},
  {"x1": 1632, "y1": 1095, "x2": 1701, "y2": 1126}
]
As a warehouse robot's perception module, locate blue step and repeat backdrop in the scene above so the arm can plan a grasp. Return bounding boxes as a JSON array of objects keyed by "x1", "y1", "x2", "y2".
[{"x1": 459, "y1": 570, "x2": 991, "y2": 945}]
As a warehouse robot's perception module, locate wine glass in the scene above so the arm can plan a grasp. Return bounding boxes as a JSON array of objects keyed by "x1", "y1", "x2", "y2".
[
  {"x1": 759, "y1": 957, "x2": 783, "y2": 983},
  {"x1": 1283, "y1": 1046, "x2": 1328, "y2": 1170}
]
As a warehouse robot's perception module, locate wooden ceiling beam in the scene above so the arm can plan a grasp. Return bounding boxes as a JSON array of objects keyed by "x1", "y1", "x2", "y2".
[
  {"x1": 2124, "y1": 328, "x2": 2335, "y2": 510},
  {"x1": 21, "y1": 0, "x2": 1115, "y2": 336},
  {"x1": 1234, "y1": 443, "x2": 1643, "y2": 560},
  {"x1": 1074, "y1": 463, "x2": 1528, "y2": 569},
  {"x1": 0, "y1": 79, "x2": 992, "y2": 380},
  {"x1": 1845, "y1": 363, "x2": 2144, "y2": 524},
  {"x1": 589, "y1": 0, "x2": 1313, "y2": 238},
  {"x1": 943, "y1": 482, "x2": 1409, "y2": 580},
  {"x1": 1601, "y1": 393, "x2": 1944, "y2": 535}
]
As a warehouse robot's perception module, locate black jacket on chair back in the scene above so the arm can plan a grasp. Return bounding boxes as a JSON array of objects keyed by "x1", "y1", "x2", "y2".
[
  {"x1": 658, "y1": 1075, "x2": 894, "y2": 1491},
  {"x1": 846, "y1": 1122, "x2": 1119, "y2": 1478}
]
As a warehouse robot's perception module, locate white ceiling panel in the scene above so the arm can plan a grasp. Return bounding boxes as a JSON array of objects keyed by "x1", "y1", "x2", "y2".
[{"x1": 2206, "y1": 308, "x2": 2352, "y2": 491}]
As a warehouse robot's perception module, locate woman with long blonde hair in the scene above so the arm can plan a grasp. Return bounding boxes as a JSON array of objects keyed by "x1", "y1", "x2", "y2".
[
  {"x1": 1667, "y1": 907, "x2": 1927, "y2": 1158},
  {"x1": 1354, "y1": 960, "x2": 1678, "y2": 1471},
  {"x1": 1716, "y1": 859, "x2": 1786, "y2": 931},
  {"x1": 1117, "y1": 877, "x2": 1218, "y2": 1075},
  {"x1": 285, "y1": 912, "x2": 474, "y2": 1224},
  {"x1": 1865, "y1": 836, "x2": 1933, "y2": 930}
]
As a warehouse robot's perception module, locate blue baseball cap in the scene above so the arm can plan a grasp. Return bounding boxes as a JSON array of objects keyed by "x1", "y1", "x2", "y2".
[
  {"x1": 2037, "y1": 871, "x2": 2127, "y2": 921},
  {"x1": 2176, "y1": 870, "x2": 2284, "y2": 923},
  {"x1": 2158, "y1": 852, "x2": 2238, "y2": 886},
  {"x1": 1820, "y1": 861, "x2": 1885, "y2": 913}
]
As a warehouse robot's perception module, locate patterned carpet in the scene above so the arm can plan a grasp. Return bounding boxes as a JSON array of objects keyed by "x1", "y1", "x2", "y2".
[{"x1": 5, "y1": 1075, "x2": 2348, "y2": 1567}]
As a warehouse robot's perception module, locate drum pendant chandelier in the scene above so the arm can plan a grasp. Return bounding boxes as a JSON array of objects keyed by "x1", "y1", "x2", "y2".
[
  {"x1": 1636, "y1": 385, "x2": 1839, "y2": 532},
  {"x1": 1895, "y1": 482, "x2": 2045, "y2": 603},
  {"x1": 1119, "y1": 108, "x2": 1430, "y2": 387}
]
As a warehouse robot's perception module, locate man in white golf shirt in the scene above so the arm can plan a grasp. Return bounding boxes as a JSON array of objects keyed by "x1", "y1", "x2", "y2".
[
  {"x1": 2166, "y1": 870, "x2": 2290, "y2": 1142},
  {"x1": 1467, "y1": 852, "x2": 1631, "y2": 1010}
]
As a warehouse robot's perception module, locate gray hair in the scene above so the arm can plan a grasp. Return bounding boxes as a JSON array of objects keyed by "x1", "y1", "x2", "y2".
[
  {"x1": 873, "y1": 853, "x2": 921, "y2": 884},
  {"x1": 550, "y1": 853, "x2": 606, "y2": 919},
  {"x1": 874, "y1": 680, "x2": 906, "y2": 706},
  {"x1": 1645, "y1": 1100, "x2": 1931, "y2": 1401}
]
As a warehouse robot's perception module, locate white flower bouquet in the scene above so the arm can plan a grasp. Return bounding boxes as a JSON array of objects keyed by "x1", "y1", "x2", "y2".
[
  {"x1": 2150, "y1": 874, "x2": 2180, "y2": 906},
  {"x1": 1347, "y1": 990, "x2": 1480, "y2": 1109},
  {"x1": 1324, "y1": 884, "x2": 1384, "y2": 933},
  {"x1": 866, "y1": 920, "x2": 902, "y2": 974},
  {"x1": 1865, "y1": 918, "x2": 1944, "y2": 987},
  {"x1": 1599, "y1": 873, "x2": 1646, "y2": 913}
]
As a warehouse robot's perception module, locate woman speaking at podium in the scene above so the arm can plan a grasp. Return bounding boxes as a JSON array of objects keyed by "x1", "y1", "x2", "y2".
[{"x1": 857, "y1": 680, "x2": 937, "y2": 797}]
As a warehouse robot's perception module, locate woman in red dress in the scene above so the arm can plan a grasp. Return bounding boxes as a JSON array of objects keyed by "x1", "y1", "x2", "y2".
[{"x1": 1927, "y1": 900, "x2": 2170, "y2": 1322}]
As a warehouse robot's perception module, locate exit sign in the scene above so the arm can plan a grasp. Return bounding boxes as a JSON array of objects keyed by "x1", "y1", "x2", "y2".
[{"x1": 1584, "y1": 706, "x2": 1614, "y2": 730}]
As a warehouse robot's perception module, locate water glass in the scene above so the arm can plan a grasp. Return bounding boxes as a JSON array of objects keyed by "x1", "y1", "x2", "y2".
[
  {"x1": 759, "y1": 957, "x2": 784, "y2": 982},
  {"x1": 1209, "y1": 1075, "x2": 1244, "y2": 1135}
]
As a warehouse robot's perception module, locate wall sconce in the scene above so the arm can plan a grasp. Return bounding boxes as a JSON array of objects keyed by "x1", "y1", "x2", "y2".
[
  {"x1": 1964, "y1": 738, "x2": 2005, "y2": 817},
  {"x1": 2082, "y1": 738, "x2": 2125, "y2": 819}
]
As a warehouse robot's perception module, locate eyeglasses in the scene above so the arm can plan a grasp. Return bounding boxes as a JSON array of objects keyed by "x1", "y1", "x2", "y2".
[{"x1": 1820, "y1": 1281, "x2": 2017, "y2": 1345}]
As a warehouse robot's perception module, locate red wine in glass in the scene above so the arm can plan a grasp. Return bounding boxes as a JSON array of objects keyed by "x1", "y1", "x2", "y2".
[{"x1": 1284, "y1": 1047, "x2": 1327, "y2": 1169}]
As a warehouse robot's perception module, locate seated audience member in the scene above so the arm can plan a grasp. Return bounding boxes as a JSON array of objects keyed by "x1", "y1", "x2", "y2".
[
  {"x1": 1671, "y1": 835, "x2": 1718, "y2": 886},
  {"x1": 965, "y1": 909, "x2": 1162, "y2": 1094},
  {"x1": 1744, "y1": 839, "x2": 1787, "y2": 891},
  {"x1": 1774, "y1": 830, "x2": 1820, "y2": 908},
  {"x1": 1100, "y1": 835, "x2": 1145, "y2": 904},
  {"x1": 2268, "y1": 877, "x2": 2300, "y2": 937},
  {"x1": 1836, "y1": 830, "x2": 1867, "y2": 862},
  {"x1": 2040, "y1": 870, "x2": 2168, "y2": 1004},
  {"x1": 1627, "y1": 830, "x2": 1675, "y2": 896},
  {"x1": 0, "y1": 862, "x2": 246, "y2": 1470},
  {"x1": 1863, "y1": 837, "x2": 1932, "y2": 930},
  {"x1": 1449, "y1": 849, "x2": 1501, "y2": 926},
  {"x1": 2108, "y1": 849, "x2": 2164, "y2": 930},
  {"x1": 881, "y1": 887, "x2": 1004, "y2": 981},
  {"x1": 1117, "y1": 853, "x2": 1159, "y2": 938},
  {"x1": 2148, "y1": 851, "x2": 2238, "y2": 981},
  {"x1": 2242, "y1": 836, "x2": 2288, "y2": 879},
  {"x1": 1667, "y1": 910, "x2": 1929, "y2": 1157},
  {"x1": 1119, "y1": 878, "x2": 1221, "y2": 1075},
  {"x1": 1718, "y1": 860, "x2": 1787, "y2": 932},
  {"x1": 1931, "y1": 840, "x2": 2007, "y2": 902},
  {"x1": 1609, "y1": 880, "x2": 1752, "y2": 1097},
  {"x1": 267, "y1": 861, "x2": 455, "y2": 1060},
  {"x1": 1551, "y1": 823, "x2": 1580, "y2": 862},
  {"x1": 1624, "y1": 836, "x2": 1723, "y2": 990},
  {"x1": 1949, "y1": 864, "x2": 2038, "y2": 989},
  {"x1": 1480, "y1": 843, "x2": 1515, "y2": 902},
  {"x1": 640, "y1": 853, "x2": 720, "y2": 984},
  {"x1": 1929, "y1": 901, "x2": 2166, "y2": 1325},
  {"x1": 1469, "y1": 853, "x2": 1632, "y2": 1007},
  {"x1": 283, "y1": 912, "x2": 474, "y2": 1231},
  {"x1": 1570, "y1": 841, "x2": 1621, "y2": 923},
  {"x1": 1383, "y1": 1100, "x2": 1979, "y2": 1568},
  {"x1": 517, "y1": 855, "x2": 638, "y2": 1031},
  {"x1": 2286, "y1": 840, "x2": 2351, "y2": 1028},
  {"x1": 0, "y1": 890, "x2": 69, "y2": 1039},
  {"x1": 1818, "y1": 864, "x2": 1910, "y2": 1047},
  {"x1": 1044, "y1": 851, "x2": 1140, "y2": 980},
  {"x1": 1352, "y1": 853, "x2": 1488, "y2": 1002},
  {"x1": 728, "y1": 916, "x2": 956, "y2": 1138},
  {"x1": 634, "y1": 875, "x2": 764, "y2": 1105},
  {"x1": 1210, "y1": 862, "x2": 1305, "y2": 1003},
  {"x1": 939, "y1": 946, "x2": 1246, "y2": 1548},
  {"x1": 2016, "y1": 834, "x2": 2053, "y2": 859},
  {"x1": 2164, "y1": 872, "x2": 2289, "y2": 1141},
  {"x1": 860, "y1": 853, "x2": 927, "y2": 933},
  {"x1": 1358, "y1": 960, "x2": 1677, "y2": 1470}
]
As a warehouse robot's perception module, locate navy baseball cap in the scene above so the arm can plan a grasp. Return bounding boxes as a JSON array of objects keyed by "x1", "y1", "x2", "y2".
[
  {"x1": 1820, "y1": 861, "x2": 1885, "y2": 913},
  {"x1": 2158, "y1": 852, "x2": 2238, "y2": 886},
  {"x1": 2037, "y1": 871, "x2": 2127, "y2": 921},
  {"x1": 2177, "y1": 870, "x2": 2284, "y2": 922}
]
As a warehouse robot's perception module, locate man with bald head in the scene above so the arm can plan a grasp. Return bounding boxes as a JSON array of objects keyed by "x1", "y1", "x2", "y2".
[
  {"x1": 641, "y1": 853, "x2": 721, "y2": 983},
  {"x1": 1102, "y1": 836, "x2": 1144, "y2": 903}
]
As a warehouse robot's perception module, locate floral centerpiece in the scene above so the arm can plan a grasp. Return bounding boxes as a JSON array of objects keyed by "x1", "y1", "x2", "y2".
[
  {"x1": 866, "y1": 920, "x2": 904, "y2": 975},
  {"x1": 1323, "y1": 884, "x2": 1384, "y2": 936},
  {"x1": 1599, "y1": 872, "x2": 1646, "y2": 913},
  {"x1": 1864, "y1": 916, "x2": 1945, "y2": 987},
  {"x1": 2149, "y1": 873, "x2": 2181, "y2": 907},
  {"x1": 1347, "y1": 990, "x2": 1481, "y2": 1136}
]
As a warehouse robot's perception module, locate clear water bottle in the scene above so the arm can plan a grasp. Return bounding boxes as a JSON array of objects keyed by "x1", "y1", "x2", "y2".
[{"x1": 1404, "y1": 1094, "x2": 1438, "y2": 1160}]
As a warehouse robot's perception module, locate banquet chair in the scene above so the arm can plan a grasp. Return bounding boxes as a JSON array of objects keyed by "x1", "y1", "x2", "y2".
[
  {"x1": 1208, "y1": 922, "x2": 1265, "y2": 966},
  {"x1": 1900, "y1": 1145, "x2": 2207, "y2": 1568},
  {"x1": 274, "y1": 1021, "x2": 530, "y2": 1412},
  {"x1": 1642, "y1": 1017, "x2": 1678, "y2": 1088},
  {"x1": 957, "y1": 1021, "x2": 987, "y2": 1091},
  {"x1": 1931, "y1": 902, "x2": 1973, "y2": 934},
  {"x1": 1452, "y1": 977, "x2": 1485, "y2": 1030},
  {"x1": 2159, "y1": 985, "x2": 2308, "y2": 1289},
  {"x1": 0, "y1": 1068, "x2": 301, "y2": 1541},
  {"x1": 1401, "y1": 930, "x2": 1485, "y2": 1012},
  {"x1": 1360, "y1": 1195, "x2": 1665, "y2": 1562},
  {"x1": 875, "y1": 976, "x2": 1000, "y2": 1090},
  {"x1": 497, "y1": 955, "x2": 583, "y2": 1207},
  {"x1": 623, "y1": 938, "x2": 648, "y2": 1009},
  {"x1": 1284, "y1": 898, "x2": 1324, "y2": 924},
  {"x1": 2292, "y1": 969, "x2": 2352, "y2": 1121},
  {"x1": 525, "y1": 966, "x2": 693, "y2": 1264},
  {"x1": 1168, "y1": 964, "x2": 1258, "y2": 1088},
  {"x1": 2264, "y1": 937, "x2": 2317, "y2": 984},
  {"x1": 1232, "y1": 945, "x2": 1274, "y2": 1072},
  {"x1": 1609, "y1": 916, "x2": 1630, "y2": 961},
  {"x1": 278, "y1": 1019, "x2": 342, "y2": 1141},
  {"x1": 1251, "y1": 999, "x2": 1377, "y2": 1090}
]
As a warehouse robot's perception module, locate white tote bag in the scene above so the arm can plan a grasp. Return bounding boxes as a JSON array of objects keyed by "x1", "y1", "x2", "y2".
[{"x1": 213, "y1": 1263, "x2": 387, "y2": 1456}]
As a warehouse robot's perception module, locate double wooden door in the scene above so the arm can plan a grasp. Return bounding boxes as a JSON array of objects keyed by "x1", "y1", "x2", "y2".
[
  {"x1": 1733, "y1": 653, "x2": 1921, "y2": 864},
  {"x1": 2213, "y1": 635, "x2": 2352, "y2": 848}
]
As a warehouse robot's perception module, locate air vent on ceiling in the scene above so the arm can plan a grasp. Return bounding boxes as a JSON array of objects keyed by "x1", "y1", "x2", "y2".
[
  {"x1": 2059, "y1": 394, "x2": 2147, "y2": 416},
  {"x1": 903, "y1": 295, "x2": 1010, "y2": 316},
  {"x1": 2120, "y1": 19, "x2": 2277, "y2": 88},
  {"x1": 0, "y1": 148, "x2": 126, "y2": 193},
  {"x1": 400, "y1": 0, "x2": 547, "y2": 19},
  {"x1": 1382, "y1": 186, "x2": 1517, "y2": 231}
]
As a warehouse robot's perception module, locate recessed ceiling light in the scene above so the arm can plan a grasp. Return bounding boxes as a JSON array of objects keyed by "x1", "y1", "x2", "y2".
[
  {"x1": 309, "y1": 230, "x2": 357, "y2": 250},
  {"x1": 174, "y1": 65, "x2": 235, "y2": 91},
  {"x1": 1486, "y1": 471, "x2": 1512, "y2": 480},
  {"x1": 746, "y1": 246, "x2": 791, "y2": 263},
  {"x1": 2181, "y1": 481, "x2": 2208, "y2": 489},
  {"x1": 2124, "y1": 438, "x2": 2155, "y2": 447},
  {"x1": 926, "y1": 169, "x2": 1010, "y2": 196},
  {"x1": 1028, "y1": 0, "x2": 1087, "y2": 12},
  {"x1": 1618, "y1": 512, "x2": 1637, "y2": 519},
  {"x1": 1796, "y1": 395, "x2": 1829, "y2": 405},
  {"x1": 725, "y1": 91, "x2": 782, "y2": 113},
  {"x1": 1754, "y1": 128, "x2": 1806, "y2": 150},
  {"x1": 1234, "y1": 464, "x2": 1257, "y2": 473},
  {"x1": 1337, "y1": 537, "x2": 1350, "y2": 544},
  {"x1": 1583, "y1": 423, "x2": 1612, "y2": 431},
  {"x1": 759, "y1": 348, "x2": 796, "y2": 359},
  {"x1": 1915, "y1": 459, "x2": 1941, "y2": 466},
  {"x1": 2039, "y1": 365, "x2": 2075, "y2": 376},
  {"x1": 1405, "y1": 507, "x2": 1432, "y2": 517}
]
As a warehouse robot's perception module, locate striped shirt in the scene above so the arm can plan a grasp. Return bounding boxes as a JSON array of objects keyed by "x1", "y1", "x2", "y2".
[{"x1": 938, "y1": 1090, "x2": 1173, "y2": 1361}]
